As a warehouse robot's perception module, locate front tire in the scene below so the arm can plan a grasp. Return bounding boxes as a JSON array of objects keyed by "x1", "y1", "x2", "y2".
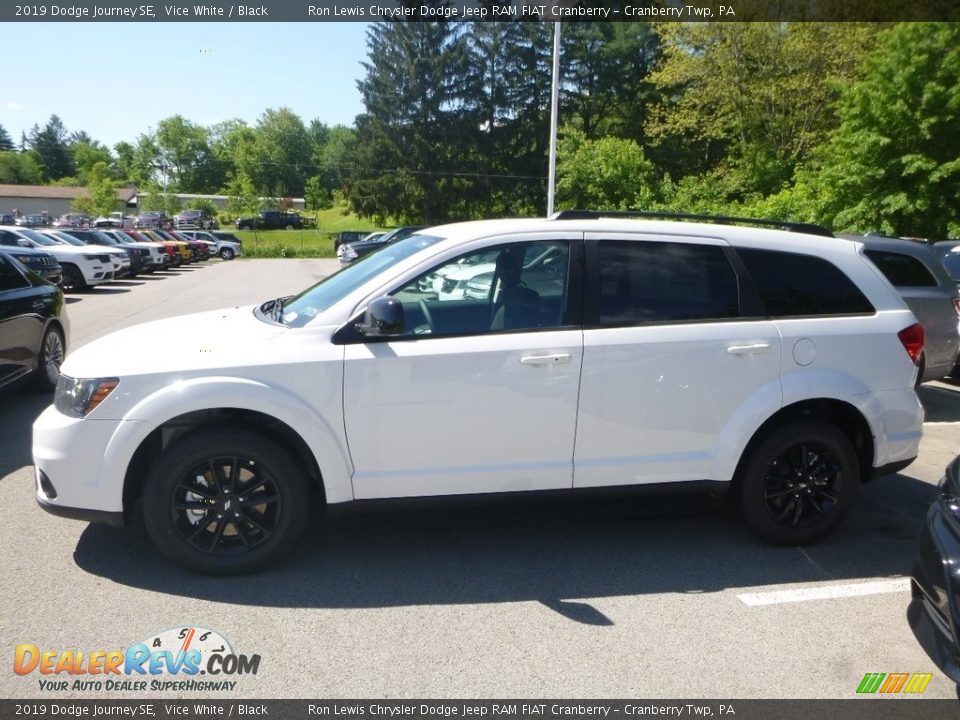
[
  {"x1": 220, "y1": 247, "x2": 235, "y2": 261},
  {"x1": 143, "y1": 429, "x2": 311, "y2": 574},
  {"x1": 61, "y1": 264, "x2": 86, "y2": 292},
  {"x1": 739, "y1": 421, "x2": 859, "y2": 545}
]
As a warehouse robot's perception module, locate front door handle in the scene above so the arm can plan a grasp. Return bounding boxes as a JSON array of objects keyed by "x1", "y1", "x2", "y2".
[
  {"x1": 520, "y1": 353, "x2": 572, "y2": 366},
  {"x1": 726, "y1": 343, "x2": 772, "y2": 355}
]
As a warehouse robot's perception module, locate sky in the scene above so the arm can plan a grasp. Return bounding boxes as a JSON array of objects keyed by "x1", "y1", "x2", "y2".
[{"x1": 1, "y1": 23, "x2": 372, "y2": 149}]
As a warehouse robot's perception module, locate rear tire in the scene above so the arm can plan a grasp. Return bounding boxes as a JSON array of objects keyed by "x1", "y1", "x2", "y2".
[
  {"x1": 143, "y1": 429, "x2": 311, "y2": 574},
  {"x1": 220, "y1": 247, "x2": 235, "y2": 261},
  {"x1": 739, "y1": 421, "x2": 859, "y2": 545},
  {"x1": 32, "y1": 325, "x2": 64, "y2": 392}
]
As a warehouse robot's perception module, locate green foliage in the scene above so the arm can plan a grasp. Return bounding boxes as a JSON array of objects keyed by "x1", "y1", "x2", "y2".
[
  {"x1": 222, "y1": 172, "x2": 262, "y2": 216},
  {"x1": 187, "y1": 198, "x2": 219, "y2": 218},
  {"x1": 0, "y1": 151, "x2": 42, "y2": 184},
  {"x1": 71, "y1": 161, "x2": 121, "y2": 217},
  {"x1": 304, "y1": 175, "x2": 333, "y2": 211},
  {"x1": 155, "y1": 116, "x2": 217, "y2": 193},
  {"x1": 138, "y1": 184, "x2": 183, "y2": 215},
  {"x1": 556, "y1": 129, "x2": 656, "y2": 210},
  {"x1": 71, "y1": 141, "x2": 113, "y2": 185},
  {"x1": 29, "y1": 115, "x2": 75, "y2": 181},
  {"x1": 795, "y1": 23, "x2": 960, "y2": 237},
  {"x1": 0, "y1": 123, "x2": 13, "y2": 152}
]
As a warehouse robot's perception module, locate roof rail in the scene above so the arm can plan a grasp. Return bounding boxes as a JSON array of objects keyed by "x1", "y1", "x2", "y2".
[{"x1": 550, "y1": 209, "x2": 834, "y2": 238}]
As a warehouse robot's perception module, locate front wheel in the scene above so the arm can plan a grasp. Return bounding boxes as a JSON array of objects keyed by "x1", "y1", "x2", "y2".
[
  {"x1": 739, "y1": 421, "x2": 859, "y2": 545},
  {"x1": 220, "y1": 247, "x2": 235, "y2": 261},
  {"x1": 61, "y1": 264, "x2": 86, "y2": 292},
  {"x1": 143, "y1": 429, "x2": 311, "y2": 574}
]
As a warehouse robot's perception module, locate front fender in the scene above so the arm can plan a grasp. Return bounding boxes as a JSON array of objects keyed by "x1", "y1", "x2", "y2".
[{"x1": 106, "y1": 376, "x2": 353, "y2": 506}]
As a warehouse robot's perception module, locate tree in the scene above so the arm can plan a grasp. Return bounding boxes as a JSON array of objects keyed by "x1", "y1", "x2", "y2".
[
  {"x1": 556, "y1": 129, "x2": 657, "y2": 210},
  {"x1": 0, "y1": 123, "x2": 13, "y2": 152},
  {"x1": 0, "y1": 151, "x2": 42, "y2": 184},
  {"x1": 249, "y1": 108, "x2": 312, "y2": 197},
  {"x1": 29, "y1": 115, "x2": 75, "y2": 181},
  {"x1": 155, "y1": 116, "x2": 217, "y2": 192},
  {"x1": 114, "y1": 136, "x2": 159, "y2": 188},
  {"x1": 350, "y1": 22, "x2": 473, "y2": 224},
  {"x1": 223, "y1": 172, "x2": 262, "y2": 217},
  {"x1": 72, "y1": 141, "x2": 113, "y2": 185},
  {"x1": 647, "y1": 23, "x2": 881, "y2": 194},
  {"x1": 71, "y1": 162, "x2": 121, "y2": 217},
  {"x1": 790, "y1": 23, "x2": 960, "y2": 237}
]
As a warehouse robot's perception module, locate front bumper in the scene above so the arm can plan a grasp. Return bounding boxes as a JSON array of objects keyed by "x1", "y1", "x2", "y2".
[{"x1": 909, "y1": 466, "x2": 960, "y2": 683}]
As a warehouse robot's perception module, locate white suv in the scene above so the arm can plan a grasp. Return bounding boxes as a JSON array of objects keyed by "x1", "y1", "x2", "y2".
[
  {"x1": 33, "y1": 214, "x2": 925, "y2": 573},
  {"x1": 0, "y1": 226, "x2": 115, "y2": 291}
]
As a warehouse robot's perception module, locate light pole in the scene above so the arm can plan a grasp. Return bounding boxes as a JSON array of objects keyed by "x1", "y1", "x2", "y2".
[{"x1": 546, "y1": 21, "x2": 561, "y2": 217}]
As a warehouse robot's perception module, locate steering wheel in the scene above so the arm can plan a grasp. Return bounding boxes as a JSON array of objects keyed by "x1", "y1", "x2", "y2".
[{"x1": 418, "y1": 299, "x2": 435, "y2": 333}]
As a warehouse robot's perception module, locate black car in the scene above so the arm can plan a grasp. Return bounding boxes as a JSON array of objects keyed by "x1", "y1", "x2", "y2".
[
  {"x1": 0, "y1": 245, "x2": 62, "y2": 286},
  {"x1": 910, "y1": 455, "x2": 960, "y2": 694},
  {"x1": 61, "y1": 229, "x2": 149, "y2": 276},
  {"x1": 135, "y1": 211, "x2": 169, "y2": 229},
  {"x1": 0, "y1": 250, "x2": 68, "y2": 393},
  {"x1": 337, "y1": 226, "x2": 426, "y2": 264},
  {"x1": 235, "y1": 211, "x2": 304, "y2": 230},
  {"x1": 211, "y1": 231, "x2": 242, "y2": 246}
]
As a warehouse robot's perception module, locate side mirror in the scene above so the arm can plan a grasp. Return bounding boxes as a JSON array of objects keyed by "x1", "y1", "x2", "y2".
[{"x1": 358, "y1": 296, "x2": 404, "y2": 338}]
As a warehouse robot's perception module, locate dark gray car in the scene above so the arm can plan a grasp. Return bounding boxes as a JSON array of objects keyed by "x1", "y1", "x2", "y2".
[{"x1": 856, "y1": 235, "x2": 960, "y2": 382}]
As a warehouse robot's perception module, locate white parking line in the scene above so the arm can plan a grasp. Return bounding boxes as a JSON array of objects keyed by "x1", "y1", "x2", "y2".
[{"x1": 737, "y1": 578, "x2": 910, "y2": 606}]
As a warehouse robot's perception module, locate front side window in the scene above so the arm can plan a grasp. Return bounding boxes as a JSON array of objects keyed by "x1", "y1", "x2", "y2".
[
  {"x1": 596, "y1": 240, "x2": 739, "y2": 326},
  {"x1": 388, "y1": 240, "x2": 571, "y2": 337}
]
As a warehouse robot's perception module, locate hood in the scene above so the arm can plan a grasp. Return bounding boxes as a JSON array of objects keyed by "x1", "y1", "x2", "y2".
[{"x1": 62, "y1": 305, "x2": 289, "y2": 379}]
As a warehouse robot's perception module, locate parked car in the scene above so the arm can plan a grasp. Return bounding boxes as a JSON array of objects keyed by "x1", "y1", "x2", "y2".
[
  {"x1": 135, "y1": 211, "x2": 169, "y2": 229},
  {"x1": 93, "y1": 212, "x2": 135, "y2": 229},
  {"x1": 16, "y1": 213, "x2": 50, "y2": 228},
  {"x1": 0, "y1": 214, "x2": 14, "y2": 225},
  {"x1": 43, "y1": 230, "x2": 132, "y2": 279},
  {"x1": 178, "y1": 230, "x2": 243, "y2": 260},
  {"x1": 0, "y1": 226, "x2": 113, "y2": 291},
  {"x1": 337, "y1": 225, "x2": 426, "y2": 265},
  {"x1": 0, "y1": 249, "x2": 68, "y2": 393},
  {"x1": 853, "y1": 235, "x2": 960, "y2": 383},
  {"x1": 149, "y1": 230, "x2": 194, "y2": 263},
  {"x1": 59, "y1": 229, "x2": 148, "y2": 277},
  {"x1": 52, "y1": 213, "x2": 91, "y2": 229},
  {"x1": 173, "y1": 209, "x2": 217, "y2": 231},
  {"x1": 334, "y1": 230, "x2": 375, "y2": 251},
  {"x1": 33, "y1": 212, "x2": 926, "y2": 574},
  {"x1": 910, "y1": 454, "x2": 960, "y2": 695},
  {"x1": 0, "y1": 244, "x2": 63, "y2": 286},
  {"x1": 98, "y1": 230, "x2": 169, "y2": 271},
  {"x1": 168, "y1": 230, "x2": 210, "y2": 261},
  {"x1": 235, "y1": 211, "x2": 304, "y2": 231},
  {"x1": 931, "y1": 242, "x2": 960, "y2": 286},
  {"x1": 126, "y1": 230, "x2": 181, "y2": 267}
]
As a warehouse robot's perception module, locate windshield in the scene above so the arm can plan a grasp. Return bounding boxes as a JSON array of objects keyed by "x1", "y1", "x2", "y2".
[
  {"x1": 51, "y1": 232, "x2": 83, "y2": 246},
  {"x1": 18, "y1": 228, "x2": 57, "y2": 246},
  {"x1": 277, "y1": 233, "x2": 445, "y2": 328}
]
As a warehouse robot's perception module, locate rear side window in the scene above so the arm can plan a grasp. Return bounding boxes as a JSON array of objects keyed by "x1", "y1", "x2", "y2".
[
  {"x1": 737, "y1": 248, "x2": 874, "y2": 317},
  {"x1": 864, "y1": 249, "x2": 938, "y2": 288},
  {"x1": 0, "y1": 254, "x2": 28, "y2": 291},
  {"x1": 596, "y1": 241, "x2": 739, "y2": 325}
]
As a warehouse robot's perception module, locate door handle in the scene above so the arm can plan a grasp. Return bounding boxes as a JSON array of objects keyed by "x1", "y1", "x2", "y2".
[
  {"x1": 726, "y1": 343, "x2": 772, "y2": 355},
  {"x1": 520, "y1": 353, "x2": 572, "y2": 366}
]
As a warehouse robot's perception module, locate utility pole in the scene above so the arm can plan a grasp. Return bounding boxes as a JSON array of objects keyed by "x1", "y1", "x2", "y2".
[{"x1": 546, "y1": 21, "x2": 561, "y2": 217}]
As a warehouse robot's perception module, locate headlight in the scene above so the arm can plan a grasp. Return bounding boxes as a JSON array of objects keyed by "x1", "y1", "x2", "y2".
[
  {"x1": 54, "y1": 375, "x2": 119, "y2": 418},
  {"x1": 81, "y1": 254, "x2": 99, "y2": 261},
  {"x1": 340, "y1": 245, "x2": 357, "y2": 260}
]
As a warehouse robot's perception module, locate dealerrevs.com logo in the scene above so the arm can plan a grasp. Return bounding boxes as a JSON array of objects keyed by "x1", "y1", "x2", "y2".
[
  {"x1": 856, "y1": 672, "x2": 932, "y2": 695},
  {"x1": 13, "y1": 626, "x2": 260, "y2": 692}
]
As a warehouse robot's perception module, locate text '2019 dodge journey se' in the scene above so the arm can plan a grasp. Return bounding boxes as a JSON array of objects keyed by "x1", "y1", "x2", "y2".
[{"x1": 33, "y1": 211, "x2": 925, "y2": 573}]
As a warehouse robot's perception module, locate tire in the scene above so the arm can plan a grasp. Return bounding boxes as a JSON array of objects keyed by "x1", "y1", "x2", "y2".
[
  {"x1": 738, "y1": 421, "x2": 859, "y2": 545},
  {"x1": 32, "y1": 325, "x2": 65, "y2": 392},
  {"x1": 61, "y1": 264, "x2": 86, "y2": 292},
  {"x1": 220, "y1": 247, "x2": 235, "y2": 261},
  {"x1": 284, "y1": 224, "x2": 294, "y2": 230},
  {"x1": 142, "y1": 429, "x2": 311, "y2": 574}
]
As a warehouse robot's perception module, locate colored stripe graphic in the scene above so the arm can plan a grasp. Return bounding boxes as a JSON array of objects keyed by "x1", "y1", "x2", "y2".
[
  {"x1": 879, "y1": 673, "x2": 909, "y2": 693},
  {"x1": 857, "y1": 673, "x2": 885, "y2": 693},
  {"x1": 904, "y1": 674, "x2": 933, "y2": 694}
]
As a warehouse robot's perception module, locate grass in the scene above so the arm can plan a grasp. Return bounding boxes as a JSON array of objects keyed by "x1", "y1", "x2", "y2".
[{"x1": 230, "y1": 207, "x2": 379, "y2": 258}]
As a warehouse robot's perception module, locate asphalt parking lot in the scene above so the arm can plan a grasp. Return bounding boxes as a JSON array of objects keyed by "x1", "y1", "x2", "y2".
[{"x1": 1, "y1": 258, "x2": 959, "y2": 700}]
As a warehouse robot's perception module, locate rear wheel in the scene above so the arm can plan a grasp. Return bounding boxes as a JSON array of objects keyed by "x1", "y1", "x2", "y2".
[
  {"x1": 32, "y1": 325, "x2": 64, "y2": 392},
  {"x1": 739, "y1": 421, "x2": 859, "y2": 545},
  {"x1": 219, "y1": 247, "x2": 235, "y2": 261},
  {"x1": 143, "y1": 429, "x2": 311, "y2": 574}
]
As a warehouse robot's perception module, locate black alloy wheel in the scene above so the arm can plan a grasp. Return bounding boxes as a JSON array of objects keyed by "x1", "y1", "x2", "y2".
[
  {"x1": 143, "y1": 429, "x2": 310, "y2": 574},
  {"x1": 739, "y1": 421, "x2": 858, "y2": 545},
  {"x1": 33, "y1": 325, "x2": 64, "y2": 392},
  {"x1": 61, "y1": 264, "x2": 86, "y2": 292}
]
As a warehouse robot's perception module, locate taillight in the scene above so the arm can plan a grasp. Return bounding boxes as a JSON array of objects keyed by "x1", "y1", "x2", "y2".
[
  {"x1": 897, "y1": 323, "x2": 925, "y2": 366},
  {"x1": 953, "y1": 298, "x2": 960, "y2": 317}
]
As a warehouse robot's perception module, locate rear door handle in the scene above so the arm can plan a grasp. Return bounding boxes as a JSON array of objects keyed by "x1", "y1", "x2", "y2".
[
  {"x1": 726, "y1": 343, "x2": 772, "y2": 355},
  {"x1": 520, "y1": 353, "x2": 572, "y2": 366}
]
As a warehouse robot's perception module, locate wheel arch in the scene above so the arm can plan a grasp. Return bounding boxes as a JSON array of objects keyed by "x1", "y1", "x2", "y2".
[{"x1": 731, "y1": 398, "x2": 875, "y2": 492}]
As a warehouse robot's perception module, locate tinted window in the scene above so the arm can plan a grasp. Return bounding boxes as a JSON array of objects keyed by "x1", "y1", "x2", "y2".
[
  {"x1": 0, "y1": 254, "x2": 28, "y2": 291},
  {"x1": 738, "y1": 248, "x2": 874, "y2": 317},
  {"x1": 940, "y1": 252, "x2": 960, "y2": 282},
  {"x1": 864, "y1": 250, "x2": 938, "y2": 288},
  {"x1": 596, "y1": 241, "x2": 739, "y2": 325}
]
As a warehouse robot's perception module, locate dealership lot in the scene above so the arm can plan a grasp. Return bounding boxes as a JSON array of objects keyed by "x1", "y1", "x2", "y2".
[{"x1": 1, "y1": 258, "x2": 959, "y2": 699}]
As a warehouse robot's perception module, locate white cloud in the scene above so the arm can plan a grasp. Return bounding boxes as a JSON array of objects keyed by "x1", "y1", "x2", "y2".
[{"x1": 5, "y1": 101, "x2": 23, "y2": 111}]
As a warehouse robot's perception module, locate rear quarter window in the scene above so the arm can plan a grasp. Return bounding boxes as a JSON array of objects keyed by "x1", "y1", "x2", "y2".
[
  {"x1": 737, "y1": 247, "x2": 874, "y2": 317},
  {"x1": 863, "y1": 249, "x2": 938, "y2": 288}
]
